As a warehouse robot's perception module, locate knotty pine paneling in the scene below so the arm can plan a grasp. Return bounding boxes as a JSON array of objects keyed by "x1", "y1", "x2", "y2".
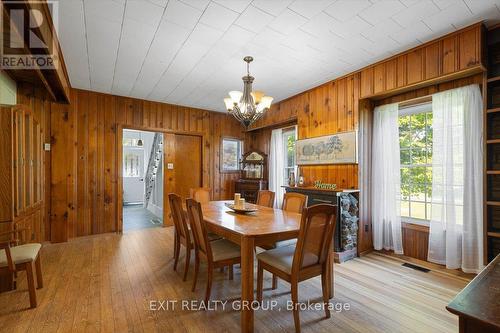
[
  {"x1": 56, "y1": 89, "x2": 245, "y2": 240},
  {"x1": 22, "y1": 88, "x2": 242, "y2": 241}
]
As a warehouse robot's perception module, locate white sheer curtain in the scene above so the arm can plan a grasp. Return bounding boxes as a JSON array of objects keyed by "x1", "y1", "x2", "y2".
[
  {"x1": 428, "y1": 84, "x2": 484, "y2": 273},
  {"x1": 269, "y1": 128, "x2": 284, "y2": 208},
  {"x1": 372, "y1": 103, "x2": 403, "y2": 254}
]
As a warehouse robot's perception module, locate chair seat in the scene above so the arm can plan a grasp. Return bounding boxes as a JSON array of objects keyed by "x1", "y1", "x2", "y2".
[
  {"x1": 210, "y1": 239, "x2": 241, "y2": 262},
  {"x1": 0, "y1": 243, "x2": 41, "y2": 267},
  {"x1": 257, "y1": 244, "x2": 318, "y2": 274},
  {"x1": 275, "y1": 239, "x2": 297, "y2": 247}
]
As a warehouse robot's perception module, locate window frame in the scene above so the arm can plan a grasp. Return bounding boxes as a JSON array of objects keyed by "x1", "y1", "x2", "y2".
[
  {"x1": 220, "y1": 137, "x2": 243, "y2": 173},
  {"x1": 399, "y1": 102, "x2": 433, "y2": 225},
  {"x1": 282, "y1": 126, "x2": 297, "y2": 186}
]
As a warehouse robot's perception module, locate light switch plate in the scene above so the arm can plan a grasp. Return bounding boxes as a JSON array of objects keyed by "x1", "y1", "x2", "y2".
[
  {"x1": 44, "y1": 143, "x2": 51, "y2": 151},
  {"x1": 167, "y1": 163, "x2": 174, "y2": 170}
]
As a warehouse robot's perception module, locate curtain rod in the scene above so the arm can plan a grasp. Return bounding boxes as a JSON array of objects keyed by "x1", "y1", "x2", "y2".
[{"x1": 398, "y1": 95, "x2": 432, "y2": 109}]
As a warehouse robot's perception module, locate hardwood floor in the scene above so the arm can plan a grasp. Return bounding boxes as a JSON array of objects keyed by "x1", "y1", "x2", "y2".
[{"x1": 0, "y1": 227, "x2": 470, "y2": 333}]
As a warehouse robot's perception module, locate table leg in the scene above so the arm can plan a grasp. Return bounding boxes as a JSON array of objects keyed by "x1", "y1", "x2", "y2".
[{"x1": 241, "y1": 236, "x2": 255, "y2": 333}]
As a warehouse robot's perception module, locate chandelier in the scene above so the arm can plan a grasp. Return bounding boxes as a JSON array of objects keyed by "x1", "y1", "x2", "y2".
[{"x1": 224, "y1": 56, "x2": 273, "y2": 128}]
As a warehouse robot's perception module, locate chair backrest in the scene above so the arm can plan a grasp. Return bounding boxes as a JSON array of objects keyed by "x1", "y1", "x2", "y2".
[
  {"x1": 189, "y1": 187, "x2": 211, "y2": 204},
  {"x1": 256, "y1": 190, "x2": 275, "y2": 208},
  {"x1": 168, "y1": 193, "x2": 190, "y2": 242},
  {"x1": 292, "y1": 204, "x2": 337, "y2": 273},
  {"x1": 282, "y1": 192, "x2": 308, "y2": 213},
  {"x1": 186, "y1": 198, "x2": 212, "y2": 261}
]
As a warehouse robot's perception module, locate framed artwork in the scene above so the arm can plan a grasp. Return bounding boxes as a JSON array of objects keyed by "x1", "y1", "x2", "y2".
[{"x1": 296, "y1": 131, "x2": 357, "y2": 165}]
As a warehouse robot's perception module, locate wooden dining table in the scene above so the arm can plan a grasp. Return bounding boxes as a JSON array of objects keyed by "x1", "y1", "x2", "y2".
[{"x1": 188, "y1": 200, "x2": 334, "y2": 333}]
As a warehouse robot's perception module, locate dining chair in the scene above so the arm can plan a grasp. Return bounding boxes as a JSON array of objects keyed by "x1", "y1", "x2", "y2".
[
  {"x1": 189, "y1": 187, "x2": 211, "y2": 203},
  {"x1": 256, "y1": 190, "x2": 275, "y2": 208},
  {"x1": 256, "y1": 204, "x2": 337, "y2": 333},
  {"x1": 168, "y1": 193, "x2": 194, "y2": 281},
  {"x1": 282, "y1": 192, "x2": 308, "y2": 213},
  {"x1": 169, "y1": 193, "x2": 222, "y2": 281},
  {"x1": 0, "y1": 227, "x2": 43, "y2": 308},
  {"x1": 186, "y1": 198, "x2": 241, "y2": 304}
]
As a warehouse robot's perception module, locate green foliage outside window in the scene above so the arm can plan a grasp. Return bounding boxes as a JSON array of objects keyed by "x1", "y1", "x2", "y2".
[{"x1": 399, "y1": 111, "x2": 433, "y2": 220}]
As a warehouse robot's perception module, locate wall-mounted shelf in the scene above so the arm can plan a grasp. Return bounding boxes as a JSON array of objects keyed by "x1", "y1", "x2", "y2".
[
  {"x1": 487, "y1": 201, "x2": 500, "y2": 206},
  {"x1": 487, "y1": 75, "x2": 500, "y2": 83},
  {"x1": 487, "y1": 170, "x2": 500, "y2": 174},
  {"x1": 488, "y1": 232, "x2": 500, "y2": 238},
  {"x1": 487, "y1": 107, "x2": 500, "y2": 113},
  {"x1": 487, "y1": 139, "x2": 500, "y2": 144}
]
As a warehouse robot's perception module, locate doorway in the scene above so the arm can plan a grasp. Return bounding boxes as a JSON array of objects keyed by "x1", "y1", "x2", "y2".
[
  {"x1": 118, "y1": 128, "x2": 203, "y2": 232},
  {"x1": 122, "y1": 129, "x2": 163, "y2": 232}
]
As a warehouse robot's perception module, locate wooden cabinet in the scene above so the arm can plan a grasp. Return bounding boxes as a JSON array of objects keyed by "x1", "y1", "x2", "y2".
[
  {"x1": 234, "y1": 179, "x2": 267, "y2": 204},
  {"x1": 0, "y1": 105, "x2": 44, "y2": 243}
]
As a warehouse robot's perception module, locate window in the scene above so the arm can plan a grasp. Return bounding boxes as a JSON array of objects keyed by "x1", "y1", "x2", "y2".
[
  {"x1": 282, "y1": 127, "x2": 297, "y2": 185},
  {"x1": 399, "y1": 103, "x2": 433, "y2": 223},
  {"x1": 123, "y1": 137, "x2": 144, "y2": 177},
  {"x1": 221, "y1": 138, "x2": 242, "y2": 172}
]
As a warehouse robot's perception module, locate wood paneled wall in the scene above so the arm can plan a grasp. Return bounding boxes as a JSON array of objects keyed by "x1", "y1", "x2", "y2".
[
  {"x1": 14, "y1": 86, "x2": 244, "y2": 242},
  {"x1": 246, "y1": 23, "x2": 485, "y2": 255},
  {"x1": 47, "y1": 89, "x2": 245, "y2": 241}
]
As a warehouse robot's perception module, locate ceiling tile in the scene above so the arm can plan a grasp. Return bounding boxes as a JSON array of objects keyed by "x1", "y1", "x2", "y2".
[
  {"x1": 200, "y1": 2, "x2": 239, "y2": 31},
  {"x1": 463, "y1": 0, "x2": 500, "y2": 14},
  {"x1": 300, "y1": 12, "x2": 338, "y2": 38},
  {"x1": 358, "y1": 0, "x2": 406, "y2": 25},
  {"x1": 288, "y1": 0, "x2": 336, "y2": 19},
  {"x1": 390, "y1": 20, "x2": 431, "y2": 44},
  {"x1": 179, "y1": 0, "x2": 210, "y2": 11},
  {"x1": 323, "y1": 0, "x2": 372, "y2": 22},
  {"x1": 268, "y1": 9, "x2": 308, "y2": 35},
  {"x1": 423, "y1": 0, "x2": 472, "y2": 33},
  {"x1": 392, "y1": 0, "x2": 440, "y2": 28},
  {"x1": 164, "y1": 0, "x2": 203, "y2": 30},
  {"x1": 362, "y1": 18, "x2": 402, "y2": 42},
  {"x1": 235, "y1": 5, "x2": 275, "y2": 33},
  {"x1": 251, "y1": 0, "x2": 293, "y2": 16},
  {"x1": 329, "y1": 15, "x2": 373, "y2": 38},
  {"x1": 212, "y1": 0, "x2": 252, "y2": 13},
  {"x1": 125, "y1": 0, "x2": 164, "y2": 27}
]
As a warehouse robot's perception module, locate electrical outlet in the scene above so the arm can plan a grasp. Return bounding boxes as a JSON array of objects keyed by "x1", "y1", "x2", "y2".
[
  {"x1": 44, "y1": 143, "x2": 51, "y2": 151},
  {"x1": 364, "y1": 224, "x2": 369, "y2": 232},
  {"x1": 167, "y1": 163, "x2": 174, "y2": 170}
]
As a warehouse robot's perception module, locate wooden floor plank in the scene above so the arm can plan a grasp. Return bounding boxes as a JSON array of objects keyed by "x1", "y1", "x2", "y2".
[{"x1": 0, "y1": 227, "x2": 471, "y2": 333}]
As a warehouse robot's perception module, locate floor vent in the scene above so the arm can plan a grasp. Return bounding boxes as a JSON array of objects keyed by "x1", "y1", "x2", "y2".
[{"x1": 402, "y1": 263, "x2": 430, "y2": 273}]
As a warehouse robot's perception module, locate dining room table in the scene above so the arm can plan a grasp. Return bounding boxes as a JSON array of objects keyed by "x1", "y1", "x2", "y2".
[{"x1": 185, "y1": 200, "x2": 334, "y2": 333}]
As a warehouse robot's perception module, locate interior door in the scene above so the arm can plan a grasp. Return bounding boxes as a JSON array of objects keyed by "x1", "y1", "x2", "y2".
[{"x1": 163, "y1": 133, "x2": 202, "y2": 226}]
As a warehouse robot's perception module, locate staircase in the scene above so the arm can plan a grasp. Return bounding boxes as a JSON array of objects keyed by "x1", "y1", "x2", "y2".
[{"x1": 143, "y1": 133, "x2": 163, "y2": 208}]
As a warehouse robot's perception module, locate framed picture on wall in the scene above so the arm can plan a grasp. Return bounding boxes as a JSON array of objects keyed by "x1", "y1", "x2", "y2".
[
  {"x1": 221, "y1": 137, "x2": 243, "y2": 172},
  {"x1": 296, "y1": 131, "x2": 357, "y2": 165}
]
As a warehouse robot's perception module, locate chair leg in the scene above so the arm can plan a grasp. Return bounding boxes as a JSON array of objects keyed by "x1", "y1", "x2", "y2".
[
  {"x1": 173, "y1": 237, "x2": 181, "y2": 271},
  {"x1": 192, "y1": 253, "x2": 199, "y2": 292},
  {"x1": 173, "y1": 232, "x2": 178, "y2": 259},
  {"x1": 291, "y1": 280, "x2": 300, "y2": 333},
  {"x1": 25, "y1": 262, "x2": 37, "y2": 308},
  {"x1": 228, "y1": 264, "x2": 234, "y2": 280},
  {"x1": 205, "y1": 264, "x2": 213, "y2": 305},
  {"x1": 35, "y1": 255, "x2": 43, "y2": 289},
  {"x1": 183, "y1": 246, "x2": 191, "y2": 281},
  {"x1": 257, "y1": 261, "x2": 263, "y2": 303},
  {"x1": 321, "y1": 270, "x2": 330, "y2": 319},
  {"x1": 272, "y1": 274, "x2": 278, "y2": 290}
]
